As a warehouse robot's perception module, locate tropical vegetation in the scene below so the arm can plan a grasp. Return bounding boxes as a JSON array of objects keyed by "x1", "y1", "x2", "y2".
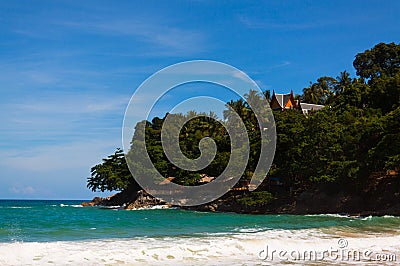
[{"x1": 87, "y1": 42, "x2": 400, "y2": 207}]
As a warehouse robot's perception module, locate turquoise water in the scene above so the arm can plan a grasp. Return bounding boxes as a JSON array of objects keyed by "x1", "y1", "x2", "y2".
[{"x1": 1, "y1": 200, "x2": 400, "y2": 243}]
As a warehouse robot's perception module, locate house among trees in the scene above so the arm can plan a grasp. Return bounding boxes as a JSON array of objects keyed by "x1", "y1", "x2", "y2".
[
  {"x1": 299, "y1": 102, "x2": 324, "y2": 115},
  {"x1": 270, "y1": 90, "x2": 298, "y2": 110},
  {"x1": 269, "y1": 90, "x2": 324, "y2": 114}
]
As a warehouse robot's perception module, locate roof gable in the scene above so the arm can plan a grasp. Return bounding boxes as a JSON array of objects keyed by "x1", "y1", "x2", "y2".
[{"x1": 270, "y1": 90, "x2": 298, "y2": 109}]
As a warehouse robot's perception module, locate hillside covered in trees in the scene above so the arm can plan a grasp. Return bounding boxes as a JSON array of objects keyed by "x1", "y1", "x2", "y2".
[{"x1": 85, "y1": 42, "x2": 400, "y2": 214}]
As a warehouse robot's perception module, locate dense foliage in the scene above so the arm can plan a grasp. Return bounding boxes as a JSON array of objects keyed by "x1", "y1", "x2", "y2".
[
  {"x1": 87, "y1": 42, "x2": 400, "y2": 199},
  {"x1": 87, "y1": 149, "x2": 140, "y2": 192},
  {"x1": 236, "y1": 191, "x2": 274, "y2": 207}
]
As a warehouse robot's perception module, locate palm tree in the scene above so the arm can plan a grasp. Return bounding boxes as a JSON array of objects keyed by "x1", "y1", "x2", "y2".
[
  {"x1": 302, "y1": 83, "x2": 321, "y2": 104},
  {"x1": 302, "y1": 77, "x2": 337, "y2": 104},
  {"x1": 223, "y1": 99, "x2": 250, "y2": 134},
  {"x1": 263, "y1": 90, "x2": 271, "y2": 101},
  {"x1": 336, "y1": 71, "x2": 352, "y2": 93}
]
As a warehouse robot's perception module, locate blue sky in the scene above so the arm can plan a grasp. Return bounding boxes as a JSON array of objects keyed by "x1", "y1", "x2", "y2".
[{"x1": 0, "y1": 0, "x2": 399, "y2": 199}]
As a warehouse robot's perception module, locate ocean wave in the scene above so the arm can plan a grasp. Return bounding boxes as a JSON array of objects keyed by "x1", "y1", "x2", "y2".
[
  {"x1": 59, "y1": 204, "x2": 83, "y2": 208},
  {"x1": 0, "y1": 230, "x2": 399, "y2": 265},
  {"x1": 8, "y1": 207, "x2": 32, "y2": 209},
  {"x1": 98, "y1": 205, "x2": 122, "y2": 209},
  {"x1": 305, "y1": 213, "x2": 350, "y2": 218},
  {"x1": 232, "y1": 227, "x2": 269, "y2": 233},
  {"x1": 127, "y1": 205, "x2": 174, "y2": 210},
  {"x1": 305, "y1": 213, "x2": 400, "y2": 220},
  {"x1": 383, "y1": 215, "x2": 399, "y2": 218},
  {"x1": 97, "y1": 205, "x2": 174, "y2": 210},
  {"x1": 361, "y1": 215, "x2": 373, "y2": 221}
]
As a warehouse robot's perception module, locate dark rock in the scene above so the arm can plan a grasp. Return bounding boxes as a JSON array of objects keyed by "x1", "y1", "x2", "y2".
[
  {"x1": 82, "y1": 174, "x2": 400, "y2": 216},
  {"x1": 81, "y1": 188, "x2": 139, "y2": 207},
  {"x1": 125, "y1": 190, "x2": 166, "y2": 210}
]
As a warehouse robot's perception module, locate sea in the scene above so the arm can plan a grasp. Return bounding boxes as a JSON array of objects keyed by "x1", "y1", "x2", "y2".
[{"x1": 0, "y1": 200, "x2": 399, "y2": 265}]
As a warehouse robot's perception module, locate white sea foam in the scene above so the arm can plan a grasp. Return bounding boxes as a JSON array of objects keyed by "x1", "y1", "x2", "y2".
[
  {"x1": 9, "y1": 207, "x2": 32, "y2": 209},
  {"x1": 59, "y1": 204, "x2": 83, "y2": 208},
  {"x1": 128, "y1": 205, "x2": 173, "y2": 210},
  {"x1": 383, "y1": 215, "x2": 397, "y2": 218},
  {"x1": 233, "y1": 227, "x2": 267, "y2": 233},
  {"x1": 305, "y1": 213, "x2": 350, "y2": 218},
  {"x1": 361, "y1": 215, "x2": 373, "y2": 221},
  {"x1": 0, "y1": 229, "x2": 399, "y2": 265},
  {"x1": 99, "y1": 205, "x2": 122, "y2": 209}
]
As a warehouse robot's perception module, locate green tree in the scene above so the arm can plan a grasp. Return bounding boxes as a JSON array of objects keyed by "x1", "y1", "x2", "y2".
[
  {"x1": 86, "y1": 42, "x2": 400, "y2": 206},
  {"x1": 302, "y1": 76, "x2": 337, "y2": 104},
  {"x1": 335, "y1": 71, "x2": 352, "y2": 94},
  {"x1": 353, "y1": 42, "x2": 400, "y2": 81},
  {"x1": 87, "y1": 148, "x2": 139, "y2": 192}
]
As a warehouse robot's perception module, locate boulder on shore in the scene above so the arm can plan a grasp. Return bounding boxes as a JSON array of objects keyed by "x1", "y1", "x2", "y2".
[
  {"x1": 81, "y1": 189, "x2": 167, "y2": 210},
  {"x1": 81, "y1": 196, "x2": 103, "y2": 206}
]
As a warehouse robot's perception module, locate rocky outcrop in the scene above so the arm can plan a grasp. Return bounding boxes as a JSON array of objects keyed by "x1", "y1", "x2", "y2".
[
  {"x1": 83, "y1": 174, "x2": 400, "y2": 216},
  {"x1": 187, "y1": 174, "x2": 400, "y2": 216},
  {"x1": 81, "y1": 189, "x2": 168, "y2": 210},
  {"x1": 81, "y1": 188, "x2": 139, "y2": 207},
  {"x1": 81, "y1": 196, "x2": 104, "y2": 206},
  {"x1": 125, "y1": 190, "x2": 168, "y2": 209}
]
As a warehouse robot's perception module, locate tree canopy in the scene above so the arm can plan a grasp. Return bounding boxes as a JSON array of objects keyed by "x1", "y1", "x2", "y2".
[
  {"x1": 87, "y1": 42, "x2": 400, "y2": 201},
  {"x1": 353, "y1": 42, "x2": 400, "y2": 80}
]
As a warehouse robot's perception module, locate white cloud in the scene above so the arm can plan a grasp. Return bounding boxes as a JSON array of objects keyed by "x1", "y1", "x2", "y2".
[
  {"x1": 57, "y1": 18, "x2": 205, "y2": 56},
  {"x1": 270, "y1": 61, "x2": 291, "y2": 69},
  {"x1": 1, "y1": 93, "x2": 129, "y2": 131},
  {"x1": 10, "y1": 185, "x2": 36, "y2": 195},
  {"x1": 0, "y1": 138, "x2": 119, "y2": 173},
  {"x1": 8, "y1": 94, "x2": 129, "y2": 115}
]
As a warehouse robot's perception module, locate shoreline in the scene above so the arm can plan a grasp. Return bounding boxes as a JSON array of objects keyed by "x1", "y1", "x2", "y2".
[
  {"x1": 82, "y1": 172, "x2": 400, "y2": 216},
  {"x1": 82, "y1": 178, "x2": 400, "y2": 217}
]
